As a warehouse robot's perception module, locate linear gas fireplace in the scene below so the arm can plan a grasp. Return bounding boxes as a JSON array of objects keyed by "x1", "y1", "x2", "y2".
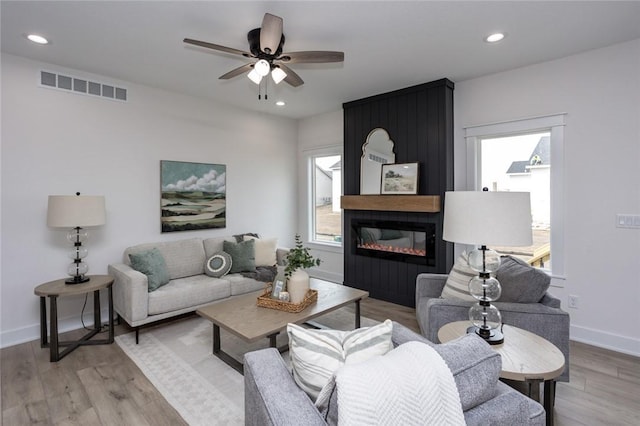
[{"x1": 352, "y1": 219, "x2": 436, "y2": 266}]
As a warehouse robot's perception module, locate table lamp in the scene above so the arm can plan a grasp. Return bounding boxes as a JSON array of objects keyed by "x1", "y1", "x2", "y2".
[
  {"x1": 47, "y1": 192, "x2": 106, "y2": 284},
  {"x1": 442, "y1": 189, "x2": 532, "y2": 344}
]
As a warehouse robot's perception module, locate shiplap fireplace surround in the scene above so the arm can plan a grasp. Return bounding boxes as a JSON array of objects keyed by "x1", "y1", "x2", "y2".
[{"x1": 341, "y1": 79, "x2": 454, "y2": 307}]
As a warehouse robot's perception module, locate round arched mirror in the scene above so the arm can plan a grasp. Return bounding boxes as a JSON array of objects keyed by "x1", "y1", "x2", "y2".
[{"x1": 360, "y1": 128, "x2": 395, "y2": 194}]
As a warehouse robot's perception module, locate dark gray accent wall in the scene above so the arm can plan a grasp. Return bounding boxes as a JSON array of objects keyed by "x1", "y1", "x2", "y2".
[{"x1": 343, "y1": 78, "x2": 455, "y2": 307}]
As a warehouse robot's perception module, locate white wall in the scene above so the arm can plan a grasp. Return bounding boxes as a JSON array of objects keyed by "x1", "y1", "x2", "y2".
[
  {"x1": 454, "y1": 39, "x2": 640, "y2": 356},
  {"x1": 1, "y1": 54, "x2": 298, "y2": 347},
  {"x1": 297, "y1": 109, "x2": 344, "y2": 283}
]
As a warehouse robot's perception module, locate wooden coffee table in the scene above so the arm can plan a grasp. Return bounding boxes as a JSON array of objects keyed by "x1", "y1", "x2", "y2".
[
  {"x1": 196, "y1": 278, "x2": 368, "y2": 373},
  {"x1": 438, "y1": 321, "x2": 565, "y2": 426}
]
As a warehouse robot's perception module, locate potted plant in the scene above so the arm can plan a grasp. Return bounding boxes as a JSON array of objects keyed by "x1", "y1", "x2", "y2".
[{"x1": 284, "y1": 234, "x2": 321, "y2": 303}]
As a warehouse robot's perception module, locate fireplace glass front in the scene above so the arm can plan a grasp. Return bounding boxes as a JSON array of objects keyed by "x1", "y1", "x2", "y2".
[{"x1": 352, "y1": 220, "x2": 436, "y2": 265}]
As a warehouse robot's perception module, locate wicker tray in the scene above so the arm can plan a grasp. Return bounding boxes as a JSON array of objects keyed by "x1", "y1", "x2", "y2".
[{"x1": 256, "y1": 286, "x2": 318, "y2": 313}]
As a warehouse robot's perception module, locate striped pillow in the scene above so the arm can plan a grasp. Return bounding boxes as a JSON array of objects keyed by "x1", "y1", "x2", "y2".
[
  {"x1": 287, "y1": 319, "x2": 393, "y2": 401},
  {"x1": 440, "y1": 251, "x2": 477, "y2": 301}
]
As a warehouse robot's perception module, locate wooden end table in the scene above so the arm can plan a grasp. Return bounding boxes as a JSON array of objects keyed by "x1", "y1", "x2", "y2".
[
  {"x1": 438, "y1": 321, "x2": 565, "y2": 426},
  {"x1": 34, "y1": 274, "x2": 114, "y2": 362}
]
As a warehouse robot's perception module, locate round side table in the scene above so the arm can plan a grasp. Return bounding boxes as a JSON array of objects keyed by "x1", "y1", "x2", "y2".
[
  {"x1": 438, "y1": 321, "x2": 565, "y2": 426},
  {"x1": 34, "y1": 275, "x2": 115, "y2": 362}
]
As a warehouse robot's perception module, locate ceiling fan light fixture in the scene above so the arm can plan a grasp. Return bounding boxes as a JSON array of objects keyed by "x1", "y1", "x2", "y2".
[
  {"x1": 247, "y1": 68, "x2": 262, "y2": 84},
  {"x1": 254, "y1": 59, "x2": 270, "y2": 77},
  {"x1": 271, "y1": 67, "x2": 287, "y2": 84}
]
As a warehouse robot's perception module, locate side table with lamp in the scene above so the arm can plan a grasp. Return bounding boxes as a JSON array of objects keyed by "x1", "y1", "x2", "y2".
[
  {"x1": 35, "y1": 275, "x2": 115, "y2": 362},
  {"x1": 36, "y1": 193, "x2": 113, "y2": 362}
]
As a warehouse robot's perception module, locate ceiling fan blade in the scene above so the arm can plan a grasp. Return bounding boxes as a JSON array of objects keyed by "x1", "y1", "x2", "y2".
[
  {"x1": 260, "y1": 13, "x2": 283, "y2": 55},
  {"x1": 184, "y1": 38, "x2": 251, "y2": 57},
  {"x1": 279, "y1": 51, "x2": 344, "y2": 64},
  {"x1": 219, "y1": 63, "x2": 254, "y2": 80},
  {"x1": 278, "y1": 64, "x2": 304, "y2": 87}
]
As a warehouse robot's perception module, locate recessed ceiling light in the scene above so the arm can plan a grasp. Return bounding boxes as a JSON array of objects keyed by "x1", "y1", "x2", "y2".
[
  {"x1": 27, "y1": 34, "x2": 49, "y2": 44},
  {"x1": 485, "y1": 33, "x2": 505, "y2": 43},
  {"x1": 275, "y1": 101, "x2": 286, "y2": 106}
]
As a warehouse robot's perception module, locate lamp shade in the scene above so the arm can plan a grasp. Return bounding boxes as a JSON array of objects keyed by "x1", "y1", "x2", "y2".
[
  {"x1": 271, "y1": 67, "x2": 287, "y2": 84},
  {"x1": 47, "y1": 195, "x2": 106, "y2": 228},
  {"x1": 442, "y1": 191, "x2": 532, "y2": 247}
]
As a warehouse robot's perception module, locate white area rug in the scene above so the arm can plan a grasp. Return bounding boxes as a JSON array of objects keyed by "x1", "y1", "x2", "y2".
[{"x1": 115, "y1": 307, "x2": 378, "y2": 425}]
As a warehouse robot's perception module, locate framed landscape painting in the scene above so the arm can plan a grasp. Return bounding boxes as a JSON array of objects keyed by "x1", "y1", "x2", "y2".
[
  {"x1": 381, "y1": 162, "x2": 419, "y2": 194},
  {"x1": 160, "y1": 160, "x2": 226, "y2": 232}
]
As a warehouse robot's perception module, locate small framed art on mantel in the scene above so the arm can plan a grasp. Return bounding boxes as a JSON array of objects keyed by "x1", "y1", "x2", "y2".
[
  {"x1": 160, "y1": 160, "x2": 226, "y2": 232},
  {"x1": 381, "y1": 162, "x2": 419, "y2": 195}
]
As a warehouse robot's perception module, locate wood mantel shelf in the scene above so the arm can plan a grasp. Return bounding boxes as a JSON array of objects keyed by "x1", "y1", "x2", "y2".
[{"x1": 340, "y1": 195, "x2": 441, "y2": 213}]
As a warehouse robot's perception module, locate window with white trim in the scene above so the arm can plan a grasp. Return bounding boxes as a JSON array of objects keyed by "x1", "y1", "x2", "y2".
[
  {"x1": 309, "y1": 152, "x2": 342, "y2": 245},
  {"x1": 465, "y1": 114, "x2": 565, "y2": 280}
]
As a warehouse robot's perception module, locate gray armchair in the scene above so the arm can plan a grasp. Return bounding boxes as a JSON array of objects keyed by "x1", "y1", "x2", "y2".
[
  {"x1": 244, "y1": 322, "x2": 544, "y2": 425},
  {"x1": 415, "y1": 272, "x2": 570, "y2": 382}
]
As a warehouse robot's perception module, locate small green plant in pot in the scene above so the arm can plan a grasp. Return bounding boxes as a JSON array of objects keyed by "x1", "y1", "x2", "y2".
[{"x1": 284, "y1": 234, "x2": 321, "y2": 304}]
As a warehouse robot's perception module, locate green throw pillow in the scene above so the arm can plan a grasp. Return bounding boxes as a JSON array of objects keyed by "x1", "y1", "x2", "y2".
[
  {"x1": 223, "y1": 239, "x2": 256, "y2": 273},
  {"x1": 129, "y1": 248, "x2": 170, "y2": 292}
]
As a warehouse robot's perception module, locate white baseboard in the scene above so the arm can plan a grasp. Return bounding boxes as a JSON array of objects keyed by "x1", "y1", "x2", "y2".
[
  {"x1": 570, "y1": 324, "x2": 640, "y2": 357},
  {"x1": 0, "y1": 310, "x2": 114, "y2": 349}
]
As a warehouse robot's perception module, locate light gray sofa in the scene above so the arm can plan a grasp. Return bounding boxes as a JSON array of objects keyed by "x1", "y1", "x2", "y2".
[
  {"x1": 244, "y1": 322, "x2": 545, "y2": 426},
  {"x1": 416, "y1": 272, "x2": 570, "y2": 382},
  {"x1": 108, "y1": 237, "x2": 288, "y2": 342}
]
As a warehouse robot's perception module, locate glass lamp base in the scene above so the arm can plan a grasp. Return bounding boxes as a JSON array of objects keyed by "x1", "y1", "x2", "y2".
[
  {"x1": 66, "y1": 275, "x2": 90, "y2": 285},
  {"x1": 467, "y1": 325, "x2": 504, "y2": 345}
]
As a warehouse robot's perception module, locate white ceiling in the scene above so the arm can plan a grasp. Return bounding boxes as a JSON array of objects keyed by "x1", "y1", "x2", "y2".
[{"x1": 2, "y1": 1, "x2": 640, "y2": 119}]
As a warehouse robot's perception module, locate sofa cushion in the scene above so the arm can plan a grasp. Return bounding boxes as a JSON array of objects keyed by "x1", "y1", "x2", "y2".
[
  {"x1": 440, "y1": 251, "x2": 476, "y2": 301},
  {"x1": 204, "y1": 252, "x2": 233, "y2": 278},
  {"x1": 125, "y1": 238, "x2": 206, "y2": 280},
  {"x1": 223, "y1": 239, "x2": 257, "y2": 273},
  {"x1": 147, "y1": 275, "x2": 231, "y2": 315},
  {"x1": 224, "y1": 274, "x2": 267, "y2": 296},
  {"x1": 128, "y1": 248, "x2": 170, "y2": 292},
  {"x1": 243, "y1": 236, "x2": 278, "y2": 267},
  {"x1": 287, "y1": 319, "x2": 393, "y2": 401},
  {"x1": 497, "y1": 255, "x2": 551, "y2": 303}
]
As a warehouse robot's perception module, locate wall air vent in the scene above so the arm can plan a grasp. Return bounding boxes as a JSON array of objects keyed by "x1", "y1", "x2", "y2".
[{"x1": 40, "y1": 70, "x2": 127, "y2": 101}]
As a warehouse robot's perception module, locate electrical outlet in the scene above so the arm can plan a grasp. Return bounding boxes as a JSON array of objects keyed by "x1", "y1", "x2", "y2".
[{"x1": 568, "y1": 295, "x2": 579, "y2": 309}]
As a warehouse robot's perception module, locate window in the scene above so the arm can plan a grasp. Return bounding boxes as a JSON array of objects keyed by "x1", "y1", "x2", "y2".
[
  {"x1": 465, "y1": 114, "x2": 565, "y2": 280},
  {"x1": 479, "y1": 132, "x2": 551, "y2": 267},
  {"x1": 310, "y1": 153, "x2": 342, "y2": 244}
]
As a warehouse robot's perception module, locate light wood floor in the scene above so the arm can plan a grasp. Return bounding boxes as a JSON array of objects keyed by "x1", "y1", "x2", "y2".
[{"x1": 2, "y1": 297, "x2": 639, "y2": 425}]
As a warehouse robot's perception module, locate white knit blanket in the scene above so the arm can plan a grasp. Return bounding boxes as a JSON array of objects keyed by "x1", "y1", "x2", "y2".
[{"x1": 326, "y1": 341, "x2": 465, "y2": 426}]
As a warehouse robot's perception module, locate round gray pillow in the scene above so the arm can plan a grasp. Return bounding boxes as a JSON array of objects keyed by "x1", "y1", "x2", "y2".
[{"x1": 205, "y1": 252, "x2": 232, "y2": 278}]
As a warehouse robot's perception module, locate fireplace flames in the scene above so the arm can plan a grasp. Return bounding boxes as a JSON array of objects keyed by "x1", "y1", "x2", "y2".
[{"x1": 358, "y1": 242, "x2": 426, "y2": 257}]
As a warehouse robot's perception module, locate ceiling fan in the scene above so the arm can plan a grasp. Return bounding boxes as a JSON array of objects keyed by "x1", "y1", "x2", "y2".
[{"x1": 184, "y1": 13, "x2": 344, "y2": 88}]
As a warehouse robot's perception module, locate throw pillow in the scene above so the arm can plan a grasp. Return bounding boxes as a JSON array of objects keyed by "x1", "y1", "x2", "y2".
[
  {"x1": 287, "y1": 319, "x2": 394, "y2": 401},
  {"x1": 233, "y1": 232, "x2": 260, "y2": 243},
  {"x1": 243, "y1": 236, "x2": 278, "y2": 267},
  {"x1": 496, "y1": 255, "x2": 551, "y2": 303},
  {"x1": 440, "y1": 251, "x2": 477, "y2": 301},
  {"x1": 129, "y1": 248, "x2": 170, "y2": 292},
  {"x1": 223, "y1": 239, "x2": 256, "y2": 273},
  {"x1": 204, "y1": 251, "x2": 233, "y2": 278}
]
